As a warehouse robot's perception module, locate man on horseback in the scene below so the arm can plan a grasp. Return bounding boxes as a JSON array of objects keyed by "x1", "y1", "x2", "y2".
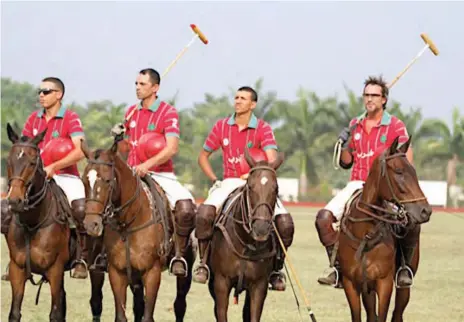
[
  {"x1": 315, "y1": 75, "x2": 417, "y2": 288},
  {"x1": 110, "y1": 68, "x2": 196, "y2": 277},
  {"x1": 1, "y1": 77, "x2": 89, "y2": 279},
  {"x1": 192, "y1": 86, "x2": 295, "y2": 291}
]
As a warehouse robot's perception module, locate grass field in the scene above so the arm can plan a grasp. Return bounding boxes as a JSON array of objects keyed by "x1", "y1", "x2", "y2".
[{"x1": 1, "y1": 207, "x2": 463, "y2": 321}]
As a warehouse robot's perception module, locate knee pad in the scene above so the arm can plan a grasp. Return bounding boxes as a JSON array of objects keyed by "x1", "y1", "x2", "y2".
[
  {"x1": 71, "y1": 198, "x2": 86, "y2": 225},
  {"x1": 174, "y1": 199, "x2": 196, "y2": 236},
  {"x1": 1, "y1": 199, "x2": 11, "y2": 235},
  {"x1": 195, "y1": 204, "x2": 216, "y2": 240},
  {"x1": 275, "y1": 213, "x2": 295, "y2": 248},
  {"x1": 315, "y1": 209, "x2": 338, "y2": 247}
]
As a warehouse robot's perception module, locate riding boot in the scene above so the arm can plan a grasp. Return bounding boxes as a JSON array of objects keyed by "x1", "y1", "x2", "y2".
[
  {"x1": 193, "y1": 204, "x2": 216, "y2": 284},
  {"x1": 395, "y1": 246, "x2": 415, "y2": 288},
  {"x1": 70, "y1": 198, "x2": 88, "y2": 279},
  {"x1": 317, "y1": 244, "x2": 342, "y2": 288},
  {"x1": 269, "y1": 249, "x2": 286, "y2": 291},
  {"x1": 169, "y1": 200, "x2": 196, "y2": 277}
]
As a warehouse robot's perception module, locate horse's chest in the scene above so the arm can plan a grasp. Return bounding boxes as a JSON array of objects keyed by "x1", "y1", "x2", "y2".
[{"x1": 107, "y1": 238, "x2": 157, "y2": 271}]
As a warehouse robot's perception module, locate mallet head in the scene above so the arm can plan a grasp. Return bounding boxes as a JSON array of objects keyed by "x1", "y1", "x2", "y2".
[
  {"x1": 190, "y1": 24, "x2": 209, "y2": 45},
  {"x1": 420, "y1": 33, "x2": 439, "y2": 56}
]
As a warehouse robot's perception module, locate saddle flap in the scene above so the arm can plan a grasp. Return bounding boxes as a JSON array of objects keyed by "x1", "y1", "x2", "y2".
[
  {"x1": 341, "y1": 188, "x2": 364, "y2": 222},
  {"x1": 49, "y1": 179, "x2": 73, "y2": 222},
  {"x1": 218, "y1": 186, "x2": 245, "y2": 217}
]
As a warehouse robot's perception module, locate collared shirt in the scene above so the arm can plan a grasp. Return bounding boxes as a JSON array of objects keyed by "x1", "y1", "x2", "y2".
[
  {"x1": 203, "y1": 113, "x2": 278, "y2": 179},
  {"x1": 123, "y1": 98, "x2": 179, "y2": 173},
  {"x1": 348, "y1": 111, "x2": 409, "y2": 181},
  {"x1": 22, "y1": 104, "x2": 85, "y2": 176}
]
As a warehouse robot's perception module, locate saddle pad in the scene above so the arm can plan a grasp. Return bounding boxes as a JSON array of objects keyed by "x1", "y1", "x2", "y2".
[{"x1": 220, "y1": 190, "x2": 244, "y2": 216}]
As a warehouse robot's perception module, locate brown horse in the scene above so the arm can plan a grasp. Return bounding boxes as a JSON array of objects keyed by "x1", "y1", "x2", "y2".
[
  {"x1": 80, "y1": 140, "x2": 195, "y2": 322},
  {"x1": 338, "y1": 136, "x2": 432, "y2": 322},
  {"x1": 3, "y1": 123, "x2": 78, "y2": 321},
  {"x1": 205, "y1": 149, "x2": 284, "y2": 322}
]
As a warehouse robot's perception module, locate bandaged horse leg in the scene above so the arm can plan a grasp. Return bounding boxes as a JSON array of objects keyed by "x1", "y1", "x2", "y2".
[
  {"x1": 396, "y1": 225, "x2": 420, "y2": 288},
  {"x1": 70, "y1": 198, "x2": 89, "y2": 279},
  {"x1": 1, "y1": 199, "x2": 11, "y2": 281},
  {"x1": 269, "y1": 212, "x2": 294, "y2": 291},
  {"x1": 170, "y1": 199, "x2": 196, "y2": 277},
  {"x1": 193, "y1": 204, "x2": 216, "y2": 284},
  {"x1": 315, "y1": 209, "x2": 342, "y2": 287}
]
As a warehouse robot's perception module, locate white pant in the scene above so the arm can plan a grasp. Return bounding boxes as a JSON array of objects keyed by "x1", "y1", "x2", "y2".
[
  {"x1": 204, "y1": 178, "x2": 288, "y2": 216},
  {"x1": 53, "y1": 174, "x2": 85, "y2": 205},
  {"x1": 325, "y1": 180, "x2": 365, "y2": 220},
  {"x1": 149, "y1": 172, "x2": 195, "y2": 209}
]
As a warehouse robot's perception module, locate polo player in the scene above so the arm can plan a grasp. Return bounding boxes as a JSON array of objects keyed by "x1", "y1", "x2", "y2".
[
  {"x1": 315, "y1": 75, "x2": 417, "y2": 288},
  {"x1": 192, "y1": 86, "x2": 295, "y2": 291},
  {"x1": 111, "y1": 68, "x2": 196, "y2": 277},
  {"x1": 1, "y1": 77, "x2": 89, "y2": 279}
]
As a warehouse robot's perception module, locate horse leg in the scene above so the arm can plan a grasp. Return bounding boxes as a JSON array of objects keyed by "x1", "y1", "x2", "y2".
[
  {"x1": 141, "y1": 263, "x2": 162, "y2": 322},
  {"x1": 46, "y1": 262, "x2": 66, "y2": 322},
  {"x1": 90, "y1": 271, "x2": 105, "y2": 322},
  {"x1": 8, "y1": 260, "x2": 26, "y2": 322},
  {"x1": 391, "y1": 239, "x2": 419, "y2": 322},
  {"x1": 108, "y1": 264, "x2": 129, "y2": 322},
  {"x1": 376, "y1": 276, "x2": 394, "y2": 322},
  {"x1": 208, "y1": 273, "x2": 218, "y2": 321},
  {"x1": 130, "y1": 282, "x2": 145, "y2": 322},
  {"x1": 361, "y1": 291, "x2": 377, "y2": 322},
  {"x1": 242, "y1": 291, "x2": 251, "y2": 322},
  {"x1": 174, "y1": 245, "x2": 194, "y2": 322},
  {"x1": 213, "y1": 274, "x2": 232, "y2": 322},
  {"x1": 248, "y1": 279, "x2": 269, "y2": 322},
  {"x1": 342, "y1": 278, "x2": 362, "y2": 322},
  {"x1": 60, "y1": 276, "x2": 67, "y2": 321}
]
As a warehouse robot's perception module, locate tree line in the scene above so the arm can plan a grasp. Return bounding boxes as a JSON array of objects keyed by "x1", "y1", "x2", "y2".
[{"x1": 1, "y1": 77, "x2": 463, "y2": 205}]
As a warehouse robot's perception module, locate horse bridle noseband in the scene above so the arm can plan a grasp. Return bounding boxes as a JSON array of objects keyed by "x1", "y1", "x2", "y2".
[{"x1": 7, "y1": 142, "x2": 49, "y2": 211}]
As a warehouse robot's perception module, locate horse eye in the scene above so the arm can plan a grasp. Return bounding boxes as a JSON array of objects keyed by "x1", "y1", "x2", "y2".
[{"x1": 394, "y1": 168, "x2": 403, "y2": 174}]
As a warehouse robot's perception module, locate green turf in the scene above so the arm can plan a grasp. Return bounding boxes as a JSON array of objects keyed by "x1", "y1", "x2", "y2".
[{"x1": 1, "y1": 207, "x2": 463, "y2": 321}]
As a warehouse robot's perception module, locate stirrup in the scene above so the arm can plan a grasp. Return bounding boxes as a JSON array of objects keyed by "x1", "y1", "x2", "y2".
[
  {"x1": 193, "y1": 263, "x2": 210, "y2": 282},
  {"x1": 319, "y1": 266, "x2": 339, "y2": 287},
  {"x1": 395, "y1": 266, "x2": 414, "y2": 289},
  {"x1": 169, "y1": 256, "x2": 188, "y2": 277},
  {"x1": 89, "y1": 253, "x2": 107, "y2": 271}
]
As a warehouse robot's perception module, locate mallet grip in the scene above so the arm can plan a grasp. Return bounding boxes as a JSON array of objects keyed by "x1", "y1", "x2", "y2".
[
  {"x1": 420, "y1": 33, "x2": 439, "y2": 56},
  {"x1": 190, "y1": 24, "x2": 208, "y2": 44}
]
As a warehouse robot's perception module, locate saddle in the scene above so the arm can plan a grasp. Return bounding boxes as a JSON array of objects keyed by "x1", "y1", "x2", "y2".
[
  {"x1": 337, "y1": 188, "x2": 364, "y2": 230},
  {"x1": 215, "y1": 186, "x2": 246, "y2": 222},
  {"x1": 140, "y1": 175, "x2": 174, "y2": 258}
]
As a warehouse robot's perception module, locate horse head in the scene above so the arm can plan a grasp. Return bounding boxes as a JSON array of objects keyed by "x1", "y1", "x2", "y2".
[
  {"x1": 81, "y1": 139, "x2": 120, "y2": 237},
  {"x1": 367, "y1": 136, "x2": 432, "y2": 227},
  {"x1": 243, "y1": 148, "x2": 284, "y2": 242},
  {"x1": 6, "y1": 123, "x2": 47, "y2": 213}
]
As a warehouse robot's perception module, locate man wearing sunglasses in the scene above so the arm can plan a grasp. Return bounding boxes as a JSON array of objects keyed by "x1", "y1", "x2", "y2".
[
  {"x1": 315, "y1": 76, "x2": 416, "y2": 289},
  {"x1": 1, "y1": 77, "x2": 89, "y2": 280}
]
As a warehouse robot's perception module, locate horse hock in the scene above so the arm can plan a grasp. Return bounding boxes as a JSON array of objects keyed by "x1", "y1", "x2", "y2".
[
  {"x1": 170, "y1": 199, "x2": 196, "y2": 277},
  {"x1": 193, "y1": 204, "x2": 216, "y2": 284},
  {"x1": 270, "y1": 213, "x2": 295, "y2": 291},
  {"x1": 70, "y1": 198, "x2": 89, "y2": 279},
  {"x1": 315, "y1": 209, "x2": 342, "y2": 287}
]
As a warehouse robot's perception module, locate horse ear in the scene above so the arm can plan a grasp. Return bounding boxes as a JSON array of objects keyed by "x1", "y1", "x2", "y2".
[
  {"x1": 81, "y1": 138, "x2": 91, "y2": 159},
  {"x1": 31, "y1": 128, "x2": 47, "y2": 146},
  {"x1": 398, "y1": 135, "x2": 412, "y2": 154},
  {"x1": 389, "y1": 136, "x2": 400, "y2": 155},
  {"x1": 244, "y1": 148, "x2": 256, "y2": 169},
  {"x1": 6, "y1": 123, "x2": 19, "y2": 143},
  {"x1": 270, "y1": 152, "x2": 285, "y2": 170}
]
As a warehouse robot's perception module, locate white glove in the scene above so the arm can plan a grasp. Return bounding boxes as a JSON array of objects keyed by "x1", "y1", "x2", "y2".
[
  {"x1": 208, "y1": 180, "x2": 222, "y2": 195},
  {"x1": 111, "y1": 123, "x2": 126, "y2": 137}
]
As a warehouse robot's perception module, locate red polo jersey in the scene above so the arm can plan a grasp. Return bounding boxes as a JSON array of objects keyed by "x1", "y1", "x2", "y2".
[
  {"x1": 348, "y1": 111, "x2": 409, "y2": 181},
  {"x1": 123, "y1": 98, "x2": 179, "y2": 173},
  {"x1": 22, "y1": 105, "x2": 85, "y2": 176},
  {"x1": 203, "y1": 113, "x2": 278, "y2": 179}
]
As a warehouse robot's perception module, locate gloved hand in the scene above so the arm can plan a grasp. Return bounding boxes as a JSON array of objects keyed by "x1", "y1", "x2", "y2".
[
  {"x1": 338, "y1": 127, "x2": 351, "y2": 147},
  {"x1": 208, "y1": 180, "x2": 222, "y2": 195},
  {"x1": 111, "y1": 123, "x2": 126, "y2": 137}
]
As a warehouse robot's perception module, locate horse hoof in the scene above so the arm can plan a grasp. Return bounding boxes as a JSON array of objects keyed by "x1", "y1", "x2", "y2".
[{"x1": 92, "y1": 316, "x2": 101, "y2": 322}]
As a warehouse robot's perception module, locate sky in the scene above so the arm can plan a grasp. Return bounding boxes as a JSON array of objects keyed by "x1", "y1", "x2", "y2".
[{"x1": 1, "y1": 1, "x2": 463, "y2": 127}]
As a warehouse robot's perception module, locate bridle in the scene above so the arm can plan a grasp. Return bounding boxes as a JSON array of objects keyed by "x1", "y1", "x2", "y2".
[
  {"x1": 7, "y1": 142, "x2": 49, "y2": 211},
  {"x1": 356, "y1": 151, "x2": 428, "y2": 226},
  {"x1": 84, "y1": 158, "x2": 141, "y2": 226}
]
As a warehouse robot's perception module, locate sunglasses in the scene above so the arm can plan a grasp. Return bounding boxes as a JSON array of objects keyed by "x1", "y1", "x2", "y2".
[{"x1": 37, "y1": 88, "x2": 59, "y2": 95}]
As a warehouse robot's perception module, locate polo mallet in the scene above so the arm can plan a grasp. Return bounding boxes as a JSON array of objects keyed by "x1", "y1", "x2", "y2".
[
  {"x1": 333, "y1": 33, "x2": 439, "y2": 169},
  {"x1": 123, "y1": 24, "x2": 208, "y2": 123}
]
